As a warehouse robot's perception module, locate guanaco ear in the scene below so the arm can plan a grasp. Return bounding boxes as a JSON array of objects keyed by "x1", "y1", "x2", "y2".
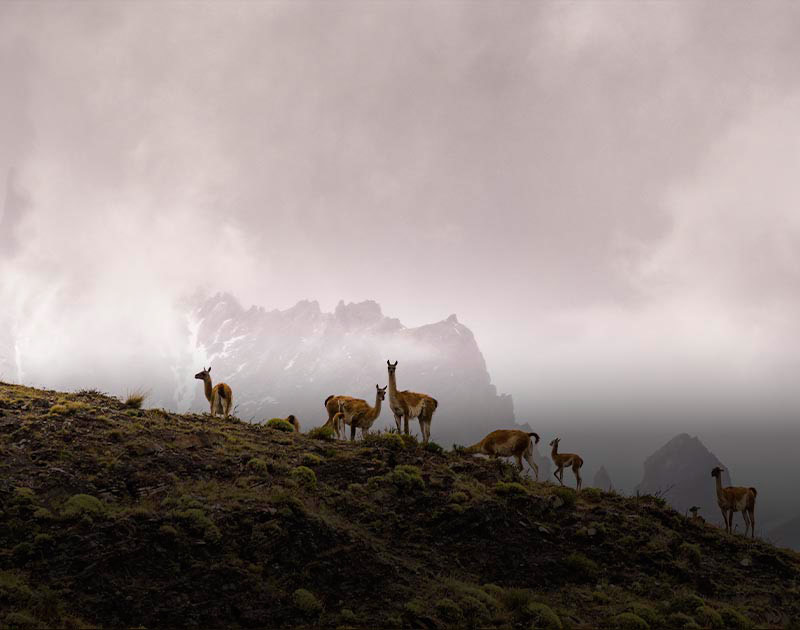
[{"x1": 207, "y1": 367, "x2": 211, "y2": 373}]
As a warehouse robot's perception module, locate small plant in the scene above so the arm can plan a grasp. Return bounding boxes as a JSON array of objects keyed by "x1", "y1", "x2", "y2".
[
  {"x1": 669, "y1": 593, "x2": 704, "y2": 615},
  {"x1": 494, "y1": 481, "x2": 528, "y2": 496},
  {"x1": 302, "y1": 453, "x2": 323, "y2": 466},
  {"x1": 611, "y1": 612, "x2": 649, "y2": 630},
  {"x1": 292, "y1": 588, "x2": 323, "y2": 616},
  {"x1": 62, "y1": 494, "x2": 107, "y2": 519},
  {"x1": 123, "y1": 389, "x2": 147, "y2": 409},
  {"x1": 364, "y1": 432, "x2": 405, "y2": 450},
  {"x1": 266, "y1": 418, "x2": 294, "y2": 432},
  {"x1": 526, "y1": 602, "x2": 562, "y2": 629},
  {"x1": 564, "y1": 553, "x2": 599, "y2": 582},
  {"x1": 679, "y1": 542, "x2": 701, "y2": 567},
  {"x1": 551, "y1": 487, "x2": 576, "y2": 509},
  {"x1": 581, "y1": 487, "x2": 602, "y2": 502},
  {"x1": 435, "y1": 598, "x2": 463, "y2": 622},
  {"x1": 247, "y1": 458, "x2": 269, "y2": 475},
  {"x1": 424, "y1": 441, "x2": 444, "y2": 455},
  {"x1": 384, "y1": 465, "x2": 424, "y2": 493},
  {"x1": 500, "y1": 587, "x2": 533, "y2": 620},
  {"x1": 694, "y1": 606, "x2": 724, "y2": 629},
  {"x1": 307, "y1": 425, "x2": 334, "y2": 441},
  {"x1": 719, "y1": 607, "x2": 753, "y2": 630},
  {"x1": 627, "y1": 603, "x2": 662, "y2": 627},
  {"x1": 666, "y1": 612, "x2": 700, "y2": 629},
  {"x1": 290, "y1": 466, "x2": 317, "y2": 489}
]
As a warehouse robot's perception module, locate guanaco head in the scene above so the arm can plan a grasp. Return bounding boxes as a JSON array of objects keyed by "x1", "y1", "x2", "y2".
[
  {"x1": 549, "y1": 437, "x2": 560, "y2": 447},
  {"x1": 386, "y1": 360, "x2": 398, "y2": 374},
  {"x1": 376, "y1": 384, "x2": 387, "y2": 400},
  {"x1": 194, "y1": 366, "x2": 211, "y2": 381},
  {"x1": 711, "y1": 466, "x2": 724, "y2": 478}
]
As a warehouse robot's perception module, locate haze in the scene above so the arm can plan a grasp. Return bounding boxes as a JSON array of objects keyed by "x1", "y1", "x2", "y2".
[{"x1": 2, "y1": 0, "x2": 799, "y2": 506}]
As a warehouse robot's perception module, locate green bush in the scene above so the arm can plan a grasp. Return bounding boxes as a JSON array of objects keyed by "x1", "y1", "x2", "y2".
[
  {"x1": 293, "y1": 588, "x2": 323, "y2": 615},
  {"x1": 4, "y1": 611, "x2": 41, "y2": 629},
  {"x1": 62, "y1": 494, "x2": 106, "y2": 519},
  {"x1": 424, "y1": 441, "x2": 444, "y2": 454},
  {"x1": 384, "y1": 465, "x2": 424, "y2": 493},
  {"x1": 564, "y1": 553, "x2": 599, "y2": 582},
  {"x1": 364, "y1": 432, "x2": 406, "y2": 450},
  {"x1": 500, "y1": 587, "x2": 533, "y2": 620},
  {"x1": 267, "y1": 418, "x2": 294, "y2": 432},
  {"x1": 581, "y1": 487, "x2": 602, "y2": 502},
  {"x1": 551, "y1": 487, "x2": 576, "y2": 509},
  {"x1": 435, "y1": 598, "x2": 462, "y2": 622},
  {"x1": 0, "y1": 571, "x2": 33, "y2": 602},
  {"x1": 679, "y1": 543, "x2": 701, "y2": 567},
  {"x1": 170, "y1": 508, "x2": 221, "y2": 543},
  {"x1": 694, "y1": 606, "x2": 723, "y2": 629},
  {"x1": 527, "y1": 602, "x2": 562, "y2": 629},
  {"x1": 627, "y1": 604, "x2": 661, "y2": 627},
  {"x1": 669, "y1": 593, "x2": 704, "y2": 615},
  {"x1": 247, "y1": 458, "x2": 269, "y2": 475},
  {"x1": 308, "y1": 426, "x2": 334, "y2": 441},
  {"x1": 667, "y1": 612, "x2": 700, "y2": 629},
  {"x1": 494, "y1": 481, "x2": 528, "y2": 496},
  {"x1": 719, "y1": 607, "x2": 753, "y2": 630},
  {"x1": 11, "y1": 543, "x2": 34, "y2": 564},
  {"x1": 450, "y1": 491, "x2": 469, "y2": 504},
  {"x1": 302, "y1": 453, "x2": 323, "y2": 466},
  {"x1": 290, "y1": 466, "x2": 317, "y2": 489},
  {"x1": 612, "y1": 612, "x2": 649, "y2": 630}
]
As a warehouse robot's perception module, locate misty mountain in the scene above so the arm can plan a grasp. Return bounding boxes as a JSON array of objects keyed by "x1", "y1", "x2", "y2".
[
  {"x1": 593, "y1": 465, "x2": 613, "y2": 491},
  {"x1": 188, "y1": 293, "x2": 517, "y2": 448},
  {"x1": 769, "y1": 515, "x2": 800, "y2": 551},
  {"x1": 636, "y1": 433, "x2": 730, "y2": 525}
]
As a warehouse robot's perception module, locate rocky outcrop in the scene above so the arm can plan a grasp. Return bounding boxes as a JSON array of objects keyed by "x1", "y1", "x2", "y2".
[
  {"x1": 593, "y1": 465, "x2": 613, "y2": 491},
  {"x1": 636, "y1": 433, "x2": 730, "y2": 525},
  {"x1": 188, "y1": 293, "x2": 516, "y2": 447}
]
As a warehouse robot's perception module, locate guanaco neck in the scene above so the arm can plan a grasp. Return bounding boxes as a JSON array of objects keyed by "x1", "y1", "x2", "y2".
[
  {"x1": 202, "y1": 376, "x2": 213, "y2": 403},
  {"x1": 372, "y1": 392, "x2": 383, "y2": 418},
  {"x1": 714, "y1": 474, "x2": 725, "y2": 502},
  {"x1": 388, "y1": 370, "x2": 399, "y2": 398},
  {"x1": 551, "y1": 443, "x2": 559, "y2": 460}
]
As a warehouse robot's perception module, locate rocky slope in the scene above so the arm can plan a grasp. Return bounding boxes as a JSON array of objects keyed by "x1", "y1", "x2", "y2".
[
  {"x1": 1, "y1": 383, "x2": 798, "y2": 629},
  {"x1": 189, "y1": 293, "x2": 516, "y2": 448},
  {"x1": 636, "y1": 434, "x2": 730, "y2": 526}
]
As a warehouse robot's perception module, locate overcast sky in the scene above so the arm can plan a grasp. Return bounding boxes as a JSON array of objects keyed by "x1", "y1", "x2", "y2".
[{"x1": 1, "y1": 1, "x2": 799, "y2": 425}]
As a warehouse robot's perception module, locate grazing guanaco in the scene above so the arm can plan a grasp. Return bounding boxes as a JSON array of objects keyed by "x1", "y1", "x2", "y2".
[
  {"x1": 340, "y1": 385, "x2": 386, "y2": 441},
  {"x1": 386, "y1": 360, "x2": 438, "y2": 444},
  {"x1": 194, "y1": 367, "x2": 233, "y2": 419},
  {"x1": 464, "y1": 429, "x2": 540, "y2": 480},
  {"x1": 549, "y1": 437, "x2": 583, "y2": 491},
  {"x1": 711, "y1": 466, "x2": 757, "y2": 539},
  {"x1": 285, "y1": 415, "x2": 301, "y2": 433},
  {"x1": 689, "y1": 506, "x2": 705, "y2": 525}
]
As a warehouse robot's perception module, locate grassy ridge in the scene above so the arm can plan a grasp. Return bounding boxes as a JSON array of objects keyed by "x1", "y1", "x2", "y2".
[{"x1": 0, "y1": 383, "x2": 798, "y2": 629}]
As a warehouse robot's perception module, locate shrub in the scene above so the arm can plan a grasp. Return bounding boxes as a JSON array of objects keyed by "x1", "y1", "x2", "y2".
[
  {"x1": 62, "y1": 494, "x2": 106, "y2": 519},
  {"x1": 694, "y1": 606, "x2": 723, "y2": 629},
  {"x1": 669, "y1": 593, "x2": 704, "y2": 615},
  {"x1": 364, "y1": 432, "x2": 405, "y2": 451},
  {"x1": 424, "y1": 441, "x2": 444, "y2": 455},
  {"x1": 267, "y1": 418, "x2": 294, "y2": 432},
  {"x1": 308, "y1": 425, "x2": 334, "y2": 441},
  {"x1": 11, "y1": 543, "x2": 34, "y2": 564},
  {"x1": 581, "y1": 487, "x2": 602, "y2": 502},
  {"x1": 290, "y1": 466, "x2": 317, "y2": 489},
  {"x1": 0, "y1": 571, "x2": 33, "y2": 602},
  {"x1": 551, "y1": 487, "x2": 576, "y2": 509},
  {"x1": 384, "y1": 465, "x2": 424, "y2": 493},
  {"x1": 293, "y1": 589, "x2": 322, "y2": 615},
  {"x1": 667, "y1": 612, "x2": 700, "y2": 629},
  {"x1": 4, "y1": 611, "x2": 41, "y2": 629},
  {"x1": 679, "y1": 543, "x2": 701, "y2": 567},
  {"x1": 48, "y1": 404, "x2": 68, "y2": 415},
  {"x1": 123, "y1": 389, "x2": 147, "y2": 409},
  {"x1": 627, "y1": 604, "x2": 661, "y2": 627},
  {"x1": 33, "y1": 534, "x2": 54, "y2": 548},
  {"x1": 500, "y1": 587, "x2": 532, "y2": 620},
  {"x1": 494, "y1": 482, "x2": 528, "y2": 496},
  {"x1": 450, "y1": 491, "x2": 469, "y2": 504},
  {"x1": 612, "y1": 612, "x2": 649, "y2": 630},
  {"x1": 171, "y1": 508, "x2": 221, "y2": 543},
  {"x1": 564, "y1": 553, "x2": 599, "y2": 582},
  {"x1": 527, "y1": 602, "x2": 562, "y2": 629},
  {"x1": 302, "y1": 453, "x2": 323, "y2": 466},
  {"x1": 340, "y1": 608, "x2": 358, "y2": 623},
  {"x1": 719, "y1": 607, "x2": 753, "y2": 630},
  {"x1": 435, "y1": 598, "x2": 462, "y2": 622},
  {"x1": 247, "y1": 458, "x2": 269, "y2": 475}
]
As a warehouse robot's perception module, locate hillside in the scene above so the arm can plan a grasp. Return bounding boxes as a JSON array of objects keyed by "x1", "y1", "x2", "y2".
[{"x1": 1, "y1": 383, "x2": 799, "y2": 629}]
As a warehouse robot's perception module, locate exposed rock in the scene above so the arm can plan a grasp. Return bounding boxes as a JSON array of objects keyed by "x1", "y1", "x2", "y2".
[{"x1": 593, "y1": 465, "x2": 613, "y2": 491}]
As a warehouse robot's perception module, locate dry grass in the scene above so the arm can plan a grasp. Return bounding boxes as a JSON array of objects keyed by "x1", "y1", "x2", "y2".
[{"x1": 123, "y1": 389, "x2": 148, "y2": 409}]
